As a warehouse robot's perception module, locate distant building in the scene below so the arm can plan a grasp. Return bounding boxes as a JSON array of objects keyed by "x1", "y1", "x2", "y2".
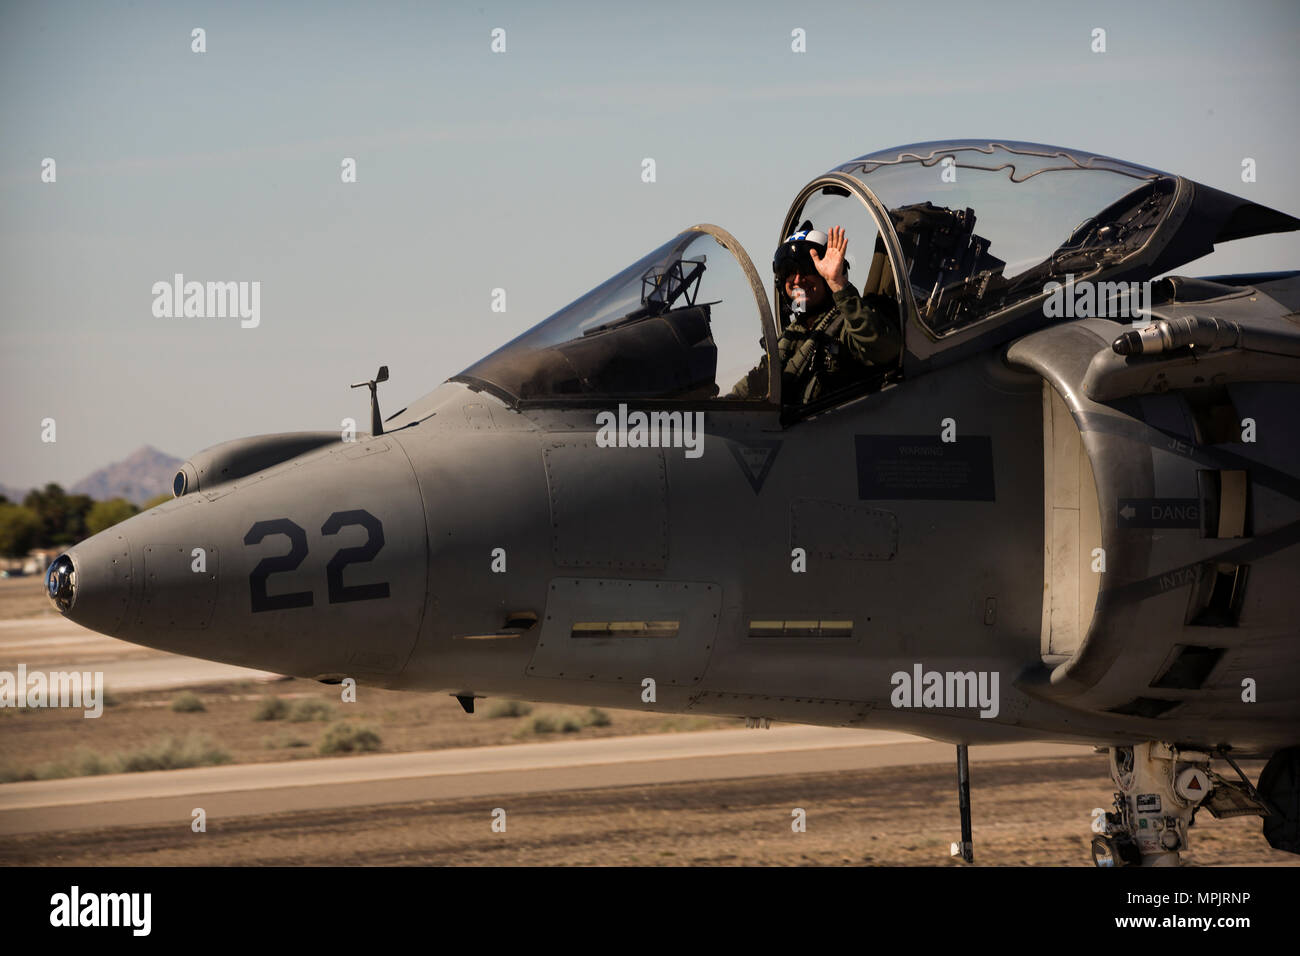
[{"x1": 27, "y1": 548, "x2": 60, "y2": 574}]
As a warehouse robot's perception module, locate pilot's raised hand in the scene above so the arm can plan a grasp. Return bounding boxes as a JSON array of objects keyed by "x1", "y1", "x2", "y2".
[{"x1": 810, "y1": 225, "x2": 849, "y2": 293}]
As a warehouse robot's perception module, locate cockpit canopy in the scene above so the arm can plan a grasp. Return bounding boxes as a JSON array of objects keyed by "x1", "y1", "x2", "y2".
[
  {"x1": 419, "y1": 141, "x2": 1300, "y2": 417},
  {"x1": 454, "y1": 226, "x2": 773, "y2": 405},
  {"x1": 827, "y1": 141, "x2": 1299, "y2": 344},
  {"x1": 834, "y1": 143, "x2": 1177, "y2": 339}
]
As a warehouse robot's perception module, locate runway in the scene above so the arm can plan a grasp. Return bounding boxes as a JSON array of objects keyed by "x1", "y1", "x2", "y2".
[
  {"x1": 0, "y1": 725, "x2": 1092, "y2": 836},
  {"x1": 0, "y1": 593, "x2": 1288, "y2": 866}
]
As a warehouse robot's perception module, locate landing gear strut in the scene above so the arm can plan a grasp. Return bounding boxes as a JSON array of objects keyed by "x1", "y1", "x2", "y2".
[
  {"x1": 1092, "y1": 742, "x2": 1212, "y2": 866},
  {"x1": 952, "y1": 744, "x2": 974, "y2": 863}
]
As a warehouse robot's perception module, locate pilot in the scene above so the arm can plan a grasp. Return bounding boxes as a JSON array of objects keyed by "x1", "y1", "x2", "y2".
[{"x1": 730, "y1": 223, "x2": 899, "y2": 404}]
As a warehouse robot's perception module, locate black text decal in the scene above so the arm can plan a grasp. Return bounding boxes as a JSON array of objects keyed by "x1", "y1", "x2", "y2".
[
  {"x1": 244, "y1": 519, "x2": 313, "y2": 612},
  {"x1": 321, "y1": 510, "x2": 391, "y2": 604},
  {"x1": 243, "y1": 510, "x2": 390, "y2": 612}
]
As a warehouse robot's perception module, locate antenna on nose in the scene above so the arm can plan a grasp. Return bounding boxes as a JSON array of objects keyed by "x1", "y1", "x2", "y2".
[{"x1": 350, "y1": 365, "x2": 390, "y2": 437}]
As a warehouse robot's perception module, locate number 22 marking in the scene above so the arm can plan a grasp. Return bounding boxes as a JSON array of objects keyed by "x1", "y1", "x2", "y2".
[{"x1": 244, "y1": 509, "x2": 389, "y2": 613}]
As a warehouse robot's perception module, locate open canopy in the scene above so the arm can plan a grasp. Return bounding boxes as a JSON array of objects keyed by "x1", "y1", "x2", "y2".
[
  {"x1": 821, "y1": 140, "x2": 1300, "y2": 345},
  {"x1": 389, "y1": 140, "x2": 1299, "y2": 422},
  {"x1": 453, "y1": 225, "x2": 774, "y2": 406}
]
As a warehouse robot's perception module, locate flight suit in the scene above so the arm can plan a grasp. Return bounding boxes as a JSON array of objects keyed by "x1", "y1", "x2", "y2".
[{"x1": 730, "y1": 285, "x2": 900, "y2": 404}]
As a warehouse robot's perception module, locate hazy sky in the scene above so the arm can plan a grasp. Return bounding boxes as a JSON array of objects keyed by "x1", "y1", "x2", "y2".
[{"x1": 2, "y1": 0, "x2": 1298, "y2": 489}]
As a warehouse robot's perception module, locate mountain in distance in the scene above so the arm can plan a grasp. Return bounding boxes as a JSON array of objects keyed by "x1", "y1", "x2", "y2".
[{"x1": 69, "y1": 445, "x2": 184, "y2": 505}]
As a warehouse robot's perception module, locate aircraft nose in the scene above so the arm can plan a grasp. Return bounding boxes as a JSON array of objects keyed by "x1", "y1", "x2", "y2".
[
  {"x1": 45, "y1": 554, "x2": 74, "y2": 610},
  {"x1": 46, "y1": 531, "x2": 135, "y2": 636},
  {"x1": 41, "y1": 435, "x2": 430, "y2": 681}
]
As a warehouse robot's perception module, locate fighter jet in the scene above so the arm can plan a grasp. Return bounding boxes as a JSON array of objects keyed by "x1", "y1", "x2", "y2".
[{"x1": 46, "y1": 140, "x2": 1300, "y2": 866}]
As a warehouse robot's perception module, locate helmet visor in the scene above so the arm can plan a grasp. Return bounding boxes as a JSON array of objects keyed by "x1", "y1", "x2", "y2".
[{"x1": 773, "y1": 244, "x2": 818, "y2": 279}]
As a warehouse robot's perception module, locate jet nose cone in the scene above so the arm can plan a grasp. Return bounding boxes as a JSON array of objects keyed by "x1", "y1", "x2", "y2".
[
  {"x1": 49, "y1": 532, "x2": 134, "y2": 637},
  {"x1": 45, "y1": 554, "x2": 75, "y2": 612}
]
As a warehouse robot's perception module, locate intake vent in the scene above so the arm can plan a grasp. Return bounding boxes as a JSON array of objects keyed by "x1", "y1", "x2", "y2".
[
  {"x1": 1183, "y1": 385, "x2": 1241, "y2": 445},
  {"x1": 1150, "y1": 644, "x2": 1225, "y2": 690},
  {"x1": 1108, "y1": 697, "x2": 1183, "y2": 718},
  {"x1": 1197, "y1": 469, "x2": 1250, "y2": 538},
  {"x1": 1186, "y1": 562, "x2": 1249, "y2": 626}
]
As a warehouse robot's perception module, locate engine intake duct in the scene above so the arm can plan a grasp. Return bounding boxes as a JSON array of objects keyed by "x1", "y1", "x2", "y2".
[{"x1": 173, "y1": 432, "x2": 343, "y2": 497}]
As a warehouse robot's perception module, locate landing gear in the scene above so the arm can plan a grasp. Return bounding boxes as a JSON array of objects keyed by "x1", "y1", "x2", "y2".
[
  {"x1": 1092, "y1": 743, "x2": 1213, "y2": 866},
  {"x1": 951, "y1": 744, "x2": 974, "y2": 863}
]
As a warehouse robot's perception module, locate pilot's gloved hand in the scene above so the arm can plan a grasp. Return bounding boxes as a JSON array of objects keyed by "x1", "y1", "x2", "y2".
[{"x1": 809, "y1": 225, "x2": 850, "y2": 294}]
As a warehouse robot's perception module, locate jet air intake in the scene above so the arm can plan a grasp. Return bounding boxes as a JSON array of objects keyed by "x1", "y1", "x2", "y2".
[{"x1": 173, "y1": 432, "x2": 343, "y2": 497}]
